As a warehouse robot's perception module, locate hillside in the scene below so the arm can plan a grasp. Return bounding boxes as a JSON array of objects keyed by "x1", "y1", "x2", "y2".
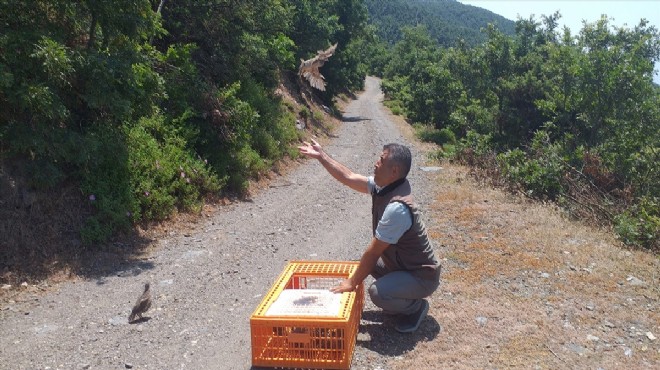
[
  {"x1": 365, "y1": 0, "x2": 516, "y2": 46},
  {"x1": 0, "y1": 0, "x2": 369, "y2": 284}
]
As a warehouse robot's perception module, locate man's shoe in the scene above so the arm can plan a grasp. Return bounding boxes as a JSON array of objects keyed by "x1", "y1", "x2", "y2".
[{"x1": 394, "y1": 299, "x2": 429, "y2": 333}]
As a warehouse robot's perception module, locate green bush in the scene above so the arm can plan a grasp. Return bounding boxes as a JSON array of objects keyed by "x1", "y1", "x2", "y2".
[
  {"x1": 448, "y1": 98, "x2": 497, "y2": 136},
  {"x1": 614, "y1": 196, "x2": 659, "y2": 250},
  {"x1": 312, "y1": 110, "x2": 325, "y2": 122},
  {"x1": 458, "y1": 130, "x2": 493, "y2": 157},
  {"x1": 238, "y1": 79, "x2": 298, "y2": 161},
  {"x1": 413, "y1": 123, "x2": 456, "y2": 145},
  {"x1": 125, "y1": 113, "x2": 221, "y2": 222},
  {"x1": 439, "y1": 143, "x2": 457, "y2": 158},
  {"x1": 0, "y1": 0, "x2": 370, "y2": 250},
  {"x1": 79, "y1": 125, "x2": 134, "y2": 245},
  {"x1": 384, "y1": 99, "x2": 405, "y2": 116},
  {"x1": 78, "y1": 111, "x2": 225, "y2": 245},
  {"x1": 497, "y1": 146, "x2": 564, "y2": 199},
  {"x1": 299, "y1": 107, "x2": 310, "y2": 119}
]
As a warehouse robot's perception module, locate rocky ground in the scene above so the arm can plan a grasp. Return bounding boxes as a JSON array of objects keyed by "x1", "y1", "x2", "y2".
[{"x1": 1, "y1": 76, "x2": 658, "y2": 370}]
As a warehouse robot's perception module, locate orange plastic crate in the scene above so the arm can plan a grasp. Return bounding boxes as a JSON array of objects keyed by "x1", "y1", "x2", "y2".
[{"x1": 250, "y1": 261, "x2": 364, "y2": 369}]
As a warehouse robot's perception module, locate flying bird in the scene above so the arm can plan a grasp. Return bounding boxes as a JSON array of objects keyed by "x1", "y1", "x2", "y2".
[
  {"x1": 128, "y1": 282, "x2": 152, "y2": 323},
  {"x1": 298, "y1": 43, "x2": 338, "y2": 91}
]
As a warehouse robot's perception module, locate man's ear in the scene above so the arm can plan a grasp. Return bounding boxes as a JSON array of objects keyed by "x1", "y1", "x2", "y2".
[{"x1": 391, "y1": 163, "x2": 401, "y2": 177}]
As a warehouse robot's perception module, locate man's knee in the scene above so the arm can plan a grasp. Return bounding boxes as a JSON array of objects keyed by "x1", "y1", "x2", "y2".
[{"x1": 368, "y1": 282, "x2": 387, "y2": 308}]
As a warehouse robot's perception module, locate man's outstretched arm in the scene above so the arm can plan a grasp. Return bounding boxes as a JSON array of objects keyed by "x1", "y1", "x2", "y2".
[{"x1": 299, "y1": 139, "x2": 369, "y2": 193}]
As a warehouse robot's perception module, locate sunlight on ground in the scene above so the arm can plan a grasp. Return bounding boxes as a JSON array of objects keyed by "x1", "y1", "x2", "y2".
[{"x1": 390, "y1": 162, "x2": 659, "y2": 369}]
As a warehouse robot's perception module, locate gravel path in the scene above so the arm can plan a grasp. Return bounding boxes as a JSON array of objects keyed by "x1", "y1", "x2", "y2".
[{"x1": 0, "y1": 76, "x2": 443, "y2": 370}]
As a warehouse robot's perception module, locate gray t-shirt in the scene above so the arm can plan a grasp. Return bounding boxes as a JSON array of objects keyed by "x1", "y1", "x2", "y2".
[{"x1": 368, "y1": 176, "x2": 413, "y2": 244}]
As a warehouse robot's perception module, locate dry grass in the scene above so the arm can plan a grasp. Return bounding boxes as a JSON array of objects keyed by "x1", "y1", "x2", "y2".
[{"x1": 390, "y1": 162, "x2": 659, "y2": 369}]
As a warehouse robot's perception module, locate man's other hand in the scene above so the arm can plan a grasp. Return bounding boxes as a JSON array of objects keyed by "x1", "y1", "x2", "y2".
[
  {"x1": 298, "y1": 138, "x2": 323, "y2": 159},
  {"x1": 330, "y1": 278, "x2": 356, "y2": 293}
]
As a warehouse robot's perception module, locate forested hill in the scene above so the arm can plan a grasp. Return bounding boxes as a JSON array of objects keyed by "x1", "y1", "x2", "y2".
[{"x1": 365, "y1": 0, "x2": 516, "y2": 46}]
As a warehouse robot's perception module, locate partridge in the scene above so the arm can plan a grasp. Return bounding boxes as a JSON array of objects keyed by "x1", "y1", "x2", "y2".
[
  {"x1": 128, "y1": 282, "x2": 152, "y2": 323},
  {"x1": 298, "y1": 43, "x2": 338, "y2": 91}
]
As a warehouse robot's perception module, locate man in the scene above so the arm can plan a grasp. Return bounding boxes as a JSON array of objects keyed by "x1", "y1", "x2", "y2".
[{"x1": 298, "y1": 139, "x2": 440, "y2": 333}]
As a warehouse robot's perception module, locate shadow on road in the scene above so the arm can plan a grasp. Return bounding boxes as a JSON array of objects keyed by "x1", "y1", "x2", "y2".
[
  {"x1": 357, "y1": 309, "x2": 441, "y2": 356},
  {"x1": 342, "y1": 115, "x2": 371, "y2": 122},
  {"x1": 128, "y1": 316, "x2": 152, "y2": 324},
  {"x1": 77, "y1": 236, "x2": 157, "y2": 283}
]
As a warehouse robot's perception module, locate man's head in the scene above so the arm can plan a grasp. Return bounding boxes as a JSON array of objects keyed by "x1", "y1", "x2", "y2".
[{"x1": 373, "y1": 143, "x2": 412, "y2": 187}]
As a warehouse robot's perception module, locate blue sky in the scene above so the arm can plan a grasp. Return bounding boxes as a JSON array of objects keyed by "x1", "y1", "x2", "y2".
[{"x1": 459, "y1": 0, "x2": 660, "y2": 83}]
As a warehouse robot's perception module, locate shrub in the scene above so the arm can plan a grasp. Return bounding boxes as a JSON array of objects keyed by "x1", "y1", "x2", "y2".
[
  {"x1": 124, "y1": 113, "x2": 221, "y2": 222},
  {"x1": 497, "y1": 147, "x2": 564, "y2": 199},
  {"x1": 384, "y1": 99, "x2": 405, "y2": 116},
  {"x1": 458, "y1": 130, "x2": 493, "y2": 157},
  {"x1": 614, "y1": 196, "x2": 659, "y2": 250},
  {"x1": 312, "y1": 110, "x2": 324, "y2": 122},
  {"x1": 79, "y1": 124, "x2": 135, "y2": 245},
  {"x1": 413, "y1": 123, "x2": 457, "y2": 146},
  {"x1": 299, "y1": 106, "x2": 310, "y2": 119}
]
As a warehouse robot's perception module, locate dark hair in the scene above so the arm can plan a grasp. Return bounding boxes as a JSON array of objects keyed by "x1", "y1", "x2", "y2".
[{"x1": 383, "y1": 143, "x2": 412, "y2": 178}]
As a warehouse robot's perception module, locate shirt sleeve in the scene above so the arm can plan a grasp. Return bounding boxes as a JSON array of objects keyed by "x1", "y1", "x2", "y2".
[
  {"x1": 367, "y1": 176, "x2": 377, "y2": 194},
  {"x1": 375, "y1": 202, "x2": 413, "y2": 244}
]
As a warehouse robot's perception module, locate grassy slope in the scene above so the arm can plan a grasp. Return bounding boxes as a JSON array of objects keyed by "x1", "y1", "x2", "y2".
[{"x1": 390, "y1": 116, "x2": 659, "y2": 369}]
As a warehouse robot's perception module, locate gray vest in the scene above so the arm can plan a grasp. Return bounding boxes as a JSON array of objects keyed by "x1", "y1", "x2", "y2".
[{"x1": 372, "y1": 179, "x2": 440, "y2": 281}]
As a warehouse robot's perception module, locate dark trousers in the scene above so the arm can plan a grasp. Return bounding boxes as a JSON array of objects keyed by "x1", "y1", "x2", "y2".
[{"x1": 368, "y1": 258, "x2": 440, "y2": 315}]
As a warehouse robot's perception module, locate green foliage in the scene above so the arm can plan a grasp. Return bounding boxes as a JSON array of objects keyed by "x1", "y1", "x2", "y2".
[
  {"x1": 237, "y1": 79, "x2": 298, "y2": 161},
  {"x1": 160, "y1": 0, "x2": 295, "y2": 88},
  {"x1": 448, "y1": 97, "x2": 497, "y2": 136},
  {"x1": 312, "y1": 110, "x2": 325, "y2": 122},
  {"x1": 384, "y1": 99, "x2": 405, "y2": 116},
  {"x1": 353, "y1": 25, "x2": 391, "y2": 77},
  {"x1": 1, "y1": 0, "x2": 368, "y2": 248},
  {"x1": 413, "y1": 124, "x2": 456, "y2": 146},
  {"x1": 378, "y1": 8, "x2": 659, "y2": 249},
  {"x1": 299, "y1": 106, "x2": 310, "y2": 119},
  {"x1": 125, "y1": 113, "x2": 222, "y2": 221},
  {"x1": 415, "y1": 123, "x2": 458, "y2": 160},
  {"x1": 365, "y1": 0, "x2": 515, "y2": 47},
  {"x1": 289, "y1": 0, "x2": 341, "y2": 57},
  {"x1": 614, "y1": 196, "x2": 659, "y2": 250},
  {"x1": 79, "y1": 124, "x2": 134, "y2": 244},
  {"x1": 31, "y1": 37, "x2": 75, "y2": 89},
  {"x1": 458, "y1": 131, "x2": 494, "y2": 157},
  {"x1": 382, "y1": 26, "x2": 466, "y2": 128},
  {"x1": 497, "y1": 149, "x2": 562, "y2": 199}
]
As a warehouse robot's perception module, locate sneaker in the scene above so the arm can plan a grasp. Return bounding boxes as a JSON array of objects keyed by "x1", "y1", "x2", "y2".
[{"x1": 394, "y1": 299, "x2": 429, "y2": 333}]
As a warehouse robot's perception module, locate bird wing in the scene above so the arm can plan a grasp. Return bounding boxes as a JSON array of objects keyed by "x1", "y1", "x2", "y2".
[
  {"x1": 300, "y1": 61, "x2": 326, "y2": 91},
  {"x1": 317, "y1": 43, "x2": 337, "y2": 61},
  {"x1": 131, "y1": 291, "x2": 152, "y2": 314},
  {"x1": 298, "y1": 43, "x2": 337, "y2": 91}
]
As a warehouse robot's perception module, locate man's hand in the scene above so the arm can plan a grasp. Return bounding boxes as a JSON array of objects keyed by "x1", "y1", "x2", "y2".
[
  {"x1": 298, "y1": 138, "x2": 323, "y2": 159},
  {"x1": 330, "y1": 238, "x2": 389, "y2": 294},
  {"x1": 330, "y1": 278, "x2": 356, "y2": 293}
]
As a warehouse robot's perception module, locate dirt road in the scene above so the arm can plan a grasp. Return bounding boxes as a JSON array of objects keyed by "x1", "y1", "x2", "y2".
[
  {"x1": 1, "y1": 76, "x2": 658, "y2": 370},
  {"x1": 0, "y1": 77, "x2": 440, "y2": 369}
]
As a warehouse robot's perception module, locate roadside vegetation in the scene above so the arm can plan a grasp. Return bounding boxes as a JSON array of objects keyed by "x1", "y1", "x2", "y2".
[
  {"x1": 0, "y1": 0, "x2": 369, "y2": 278},
  {"x1": 371, "y1": 14, "x2": 659, "y2": 250}
]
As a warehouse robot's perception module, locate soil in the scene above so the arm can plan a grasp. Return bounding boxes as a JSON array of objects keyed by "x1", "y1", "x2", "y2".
[{"x1": 0, "y1": 76, "x2": 658, "y2": 370}]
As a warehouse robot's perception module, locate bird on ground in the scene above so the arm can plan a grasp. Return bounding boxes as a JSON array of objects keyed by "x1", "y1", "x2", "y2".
[
  {"x1": 298, "y1": 43, "x2": 338, "y2": 91},
  {"x1": 128, "y1": 282, "x2": 152, "y2": 323}
]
